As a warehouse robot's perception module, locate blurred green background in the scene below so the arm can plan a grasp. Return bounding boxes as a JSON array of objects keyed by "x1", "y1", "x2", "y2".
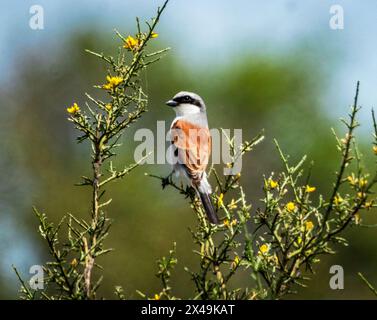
[{"x1": 1, "y1": 0, "x2": 377, "y2": 299}]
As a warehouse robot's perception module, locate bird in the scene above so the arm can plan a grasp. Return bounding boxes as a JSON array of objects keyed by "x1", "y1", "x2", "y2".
[{"x1": 165, "y1": 91, "x2": 220, "y2": 224}]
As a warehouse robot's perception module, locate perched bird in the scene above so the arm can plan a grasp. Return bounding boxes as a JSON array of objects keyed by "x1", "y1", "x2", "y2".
[{"x1": 166, "y1": 91, "x2": 220, "y2": 224}]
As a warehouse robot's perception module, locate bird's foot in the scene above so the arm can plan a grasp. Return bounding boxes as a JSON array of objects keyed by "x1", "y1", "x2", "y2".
[{"x1": 161, "y1": 173, "x2": 173, "y2": 189}]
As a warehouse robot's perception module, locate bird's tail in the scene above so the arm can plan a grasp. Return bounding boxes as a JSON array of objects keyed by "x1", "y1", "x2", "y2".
[{"x1": 195, "y1": 175, "x2": 220, "y2": 225}]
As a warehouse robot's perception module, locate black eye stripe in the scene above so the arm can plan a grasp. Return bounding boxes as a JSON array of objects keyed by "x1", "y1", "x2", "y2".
[
  {"x1": 173, "y1": 95, "x2": 201, "y2": 107},
  {"x1": 174, "y1": 96, "x2": 191, "y2": 103},
  {"x1": 192, "y1": 99, "x2": 201, "y2": 108}
]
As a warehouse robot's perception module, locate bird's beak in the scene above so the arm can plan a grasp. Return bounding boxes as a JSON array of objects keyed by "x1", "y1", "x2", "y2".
[{"x1": 166, "y1": 99, "x2": 178, "y2": 107}]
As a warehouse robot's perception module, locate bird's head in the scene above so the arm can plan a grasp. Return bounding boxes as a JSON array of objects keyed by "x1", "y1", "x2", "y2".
[{"x1": 166, "y1": 91, "x2": 206, "y2": 116}]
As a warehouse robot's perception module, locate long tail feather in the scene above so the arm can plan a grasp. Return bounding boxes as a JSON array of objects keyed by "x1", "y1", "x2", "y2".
[{"x1": 198, "y1": 191, "x2": 220, "y2": 224}]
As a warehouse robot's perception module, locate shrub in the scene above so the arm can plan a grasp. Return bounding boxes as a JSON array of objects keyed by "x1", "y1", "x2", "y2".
[{"x1": 14, "y1": 1, "x2": 377, "y2": 300}]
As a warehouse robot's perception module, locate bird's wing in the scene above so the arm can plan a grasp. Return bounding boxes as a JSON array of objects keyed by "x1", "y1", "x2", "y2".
[{"x1": 171, "y1": 119, "x2": 211, "y2": 180}]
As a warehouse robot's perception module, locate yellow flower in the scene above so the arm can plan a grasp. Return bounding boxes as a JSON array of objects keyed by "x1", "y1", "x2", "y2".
[
  {"x1": 373, "y1": 146, "x2": 377, "y2": 155},
  {"x1": 354, "y1": 213, "x2": 361, "y2": 225},
  {"x1": 357, "y1": 192, "x2": 366, "y2": 199},
  {"x1": 228, "y1": 199, "x2": 238, "y2": 210},
  {"x1": 259, "y1": 244, "x2": 269, "y2": 255},
  {"x1": 67, "y1": 102, "x2": 80, "y2": 115},
  {"x1": 286, "y1": 202, "x2": 296, "y2": 212},
  {"x1": 269, "y1": 179, "x2": 278, "y2": 189},
  {"x1": 305, "y1": 220, "x2": 314, "y2": 231},
  {"x1": 151, "y1": 32, "x2": 159, "y2": 38},
  {"x1": 153, "y1": 293, "x2": 161, "y2": 300},
  {"x1": 347, "y1": 175, "x2": 357, "y2": 186},
  {"x1": 105, "y1": 104, "x2": 112, "y2": 111},
  {"x1": 226, "y1": 162, "x2": 233, "y2": 168},
  {"x1": 70, "y1": 258, "x2": 78, "y2": 267},
  {"x1": 231, "y1": 255, "x2": 240, "y2": 269},
  {"x1": 224, "y1": 218, "x2": 237, "y2": 228},
  {"x1": 364, "y1": 201, "x2": 373, "y2": 210},
  {"x1": 217, "y1": 193, "x2": 224, "y2": 209},
  {"x1": 102, "y1": 75, "x2": 123, "y2": 90},
  {"x1": 334, "y1": 195, "x2": 343, "y2": 205},
  {"x1": 123, "y1": 35, "x2": 139, "y2": 50},
  {"x1": 305, "y1": 185, "x2": 316, "y2": 193},
  {"x1": 359, "y1": 178, "x2": 368, "y2": 188}
]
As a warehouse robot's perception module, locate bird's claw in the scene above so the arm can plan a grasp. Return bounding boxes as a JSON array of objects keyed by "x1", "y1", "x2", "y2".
[{"x1": 161, "y1": 174, "x2": 173, "y2": 189}]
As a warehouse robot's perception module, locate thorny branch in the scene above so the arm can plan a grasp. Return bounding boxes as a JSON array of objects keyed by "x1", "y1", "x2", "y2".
[
  {"x1": 149, "y1": 82, "x2": 377, "y2": 300},
  {"x1": 14, "y1": 0, "x2": 170, "y2": 300}
]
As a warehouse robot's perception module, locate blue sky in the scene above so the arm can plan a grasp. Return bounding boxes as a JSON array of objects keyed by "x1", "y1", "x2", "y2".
[{"x1": 2, "y1": 0, "x2": 377, "y2": 127}]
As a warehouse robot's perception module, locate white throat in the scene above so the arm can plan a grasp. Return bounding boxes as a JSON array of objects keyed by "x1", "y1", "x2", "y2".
[{"x1": 174, "y1": 103, "x2": 201, "y2": 117}]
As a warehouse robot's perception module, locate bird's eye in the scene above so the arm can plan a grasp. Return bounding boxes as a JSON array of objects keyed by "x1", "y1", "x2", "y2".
[{"x1": 184, "y1": 96, "x2": 191, "y2": 102}]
